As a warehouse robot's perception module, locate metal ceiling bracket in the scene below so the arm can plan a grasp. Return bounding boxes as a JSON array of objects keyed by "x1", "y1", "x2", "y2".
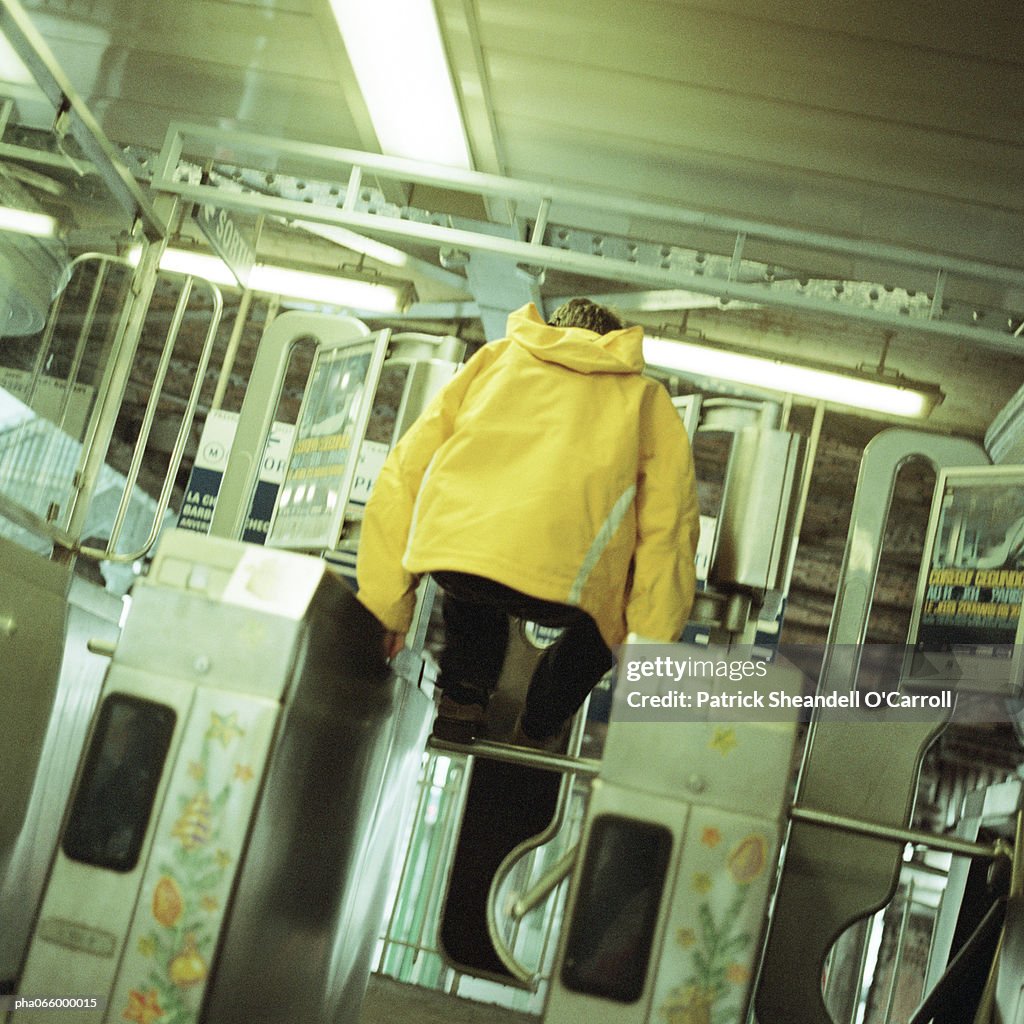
[{"x1": 0, "y1": 0, "x2": 166, "y2": 241}]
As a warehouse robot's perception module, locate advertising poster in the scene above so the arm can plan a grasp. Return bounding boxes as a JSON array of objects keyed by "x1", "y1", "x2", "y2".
[
  {"x1": 916, "y1": 477, "x2": 1024, "y2": 649},
  {"x1": 268, "y1": 338, "x2": 383, "y2": 550},
  {"x1": 906, "y1": 468, "x2": 1024, "y2": 697},
  {"x1": 177, "y1": 409, "x2": 294, "y2": 545}
]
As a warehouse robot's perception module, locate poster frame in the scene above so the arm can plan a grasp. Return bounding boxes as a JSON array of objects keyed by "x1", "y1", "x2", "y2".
[
  {"x1": 266, "y1": 328, "x2": 390, "y2": 551},
  {"x1": 905, "y1": 464, "x2": 1024, "y2": 695}
]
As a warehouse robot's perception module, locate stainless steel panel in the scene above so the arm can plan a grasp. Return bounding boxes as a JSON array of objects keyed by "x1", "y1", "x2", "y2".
[
  {"x1": 0, "y1": 536, "x2": 71, "y2": 894},
  {"x1": 0, "y1": 577, "x2": 120, "y2": 982},
  {"x1": 712, "y1": 424, "x2": 800, "y2": 594},
  {"x1": 544, "y1": 782, "x2": 685, "y2": 1024},
  {"x1": 600, "y1": 662, "x2": 804, "y2": 817},
  {"x1": 201, "y1": 575, "x2": 432, "y2": 1024},
  {"x1": 15, "y1": 667, "x2": 199, "y2": 1023},
  {"x1": 544, "y1": 665, "x2": 801, "y2": 1024}
]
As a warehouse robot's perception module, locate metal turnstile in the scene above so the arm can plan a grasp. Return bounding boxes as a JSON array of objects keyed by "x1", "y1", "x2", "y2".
[
  {"x1": 13, "y1": 529, "x2": 432, "y2": 1024},
  {"x1": 435, "y1": 623, "x2": 580, "y2": 986},
  {"x1": 542, "y1": 655, "x2": 805, "y2": 1024},
  {"x1": 754, "y1": 429, "x2": 990, "y2": 1024}
]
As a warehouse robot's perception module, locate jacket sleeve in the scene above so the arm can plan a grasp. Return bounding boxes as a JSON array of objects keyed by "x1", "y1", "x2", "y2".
[
  {"x1": 355, "y1": 343, "x2": 502, "y2": 632},
  {"x1": 625, "y1": 388, "x2": 701, "y2": 640}
]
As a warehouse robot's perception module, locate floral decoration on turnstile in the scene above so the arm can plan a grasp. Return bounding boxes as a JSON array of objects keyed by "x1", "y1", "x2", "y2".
[
  {"x1": 122, "y1": 711, "x2": 252, "y2": 1024},
  {"x1": 659, "y1": 828, "x2": 769, "y2": 1024}
]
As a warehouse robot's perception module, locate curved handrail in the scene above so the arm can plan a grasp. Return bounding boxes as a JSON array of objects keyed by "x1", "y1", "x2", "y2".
[
  {"x1": 208, "y1": 311, "x2": 370, "y2": 540},
  {"x1": 80, "y1": 273, "x2": 224, "y2": 564},
  {"x1": 508, "y1": 843, "x2": 579, "y2": 921},
  {"x1": 1, "y1": 253, "x2": 131, "y2": 549},
  {"x1": 484, "y1": 709, "x2": 590, "y2": 989}
]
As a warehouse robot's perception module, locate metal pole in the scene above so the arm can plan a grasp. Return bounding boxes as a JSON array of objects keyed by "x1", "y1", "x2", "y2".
[
  {"x1": 211, "y1": 288, "x2": 252, "y2": 411},
  {"x1": 790, "y1": 805, "x2": 1007, "y2": 861},
  {"x1": 881, "y1": 878, "x2": 916, "y2": 1024},
  {"x1": 1011, "y1": 809, "x2": 1024, "y2": 899},
  {"x1": 427, "y1": 736, "x2": 601, "y2": 778},
  {"x1": 55, "y1": 260, "x2": 109, "y2": 436},
  {"x1": 847, "y1": 915, "x2": 876, "y2": 1024},
  {"x1": 510, "y1": 844, "x2": 578, "y2": 919},
  {"x1": 781, "y1": 400, "x2": 824, "y2": 596}
]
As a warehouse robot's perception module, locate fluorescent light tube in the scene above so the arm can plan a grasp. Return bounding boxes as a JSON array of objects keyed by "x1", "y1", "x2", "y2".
[
  {"x1": 154, "y1": 248, "x2": 235, "y2": 285},
  {"x1": 249, "y1": 264, "x2": 401, "y2": 312},
  {"x1": 0, "y1": 35, "x2": 36, "y2": 86},
  {"x1": 131, "y1": 248, "x2": 403, "y2": 312},
  {"x1": 292, "y1": 220, "x2": 410, "y2": 269},
  {"x1": 329, "y1": 0, "x2": 471, "y2": 168},
  {"x1": 0, "y1": 205, "x2": 57, "y2": 237},
  {"x1": 644, "y1": 335, "x2": 935, "y2": 418}
]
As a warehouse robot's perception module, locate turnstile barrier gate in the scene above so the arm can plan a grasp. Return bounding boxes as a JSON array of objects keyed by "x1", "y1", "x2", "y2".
[{"x1": 12, "y1": 528, "x2": 432, "y2": 1024}]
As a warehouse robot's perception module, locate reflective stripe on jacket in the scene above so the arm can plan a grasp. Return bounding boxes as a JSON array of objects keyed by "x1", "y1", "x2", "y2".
[{"x1": 356, "y1": 303, "x2": 700, "y2": 647}]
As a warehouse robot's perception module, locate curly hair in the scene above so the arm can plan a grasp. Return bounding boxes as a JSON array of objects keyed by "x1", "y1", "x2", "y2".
[{"x1": 547, "y1": 298, "x2": 624, "y2": 335}]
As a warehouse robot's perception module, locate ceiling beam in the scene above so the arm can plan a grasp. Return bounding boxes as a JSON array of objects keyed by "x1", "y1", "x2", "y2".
[
  {"x1": 150, "y1": 165, "x2": 1024, "y2": 356},
  {"x1": 1, "y1": 0, "x2": 165, "y2": 240}
]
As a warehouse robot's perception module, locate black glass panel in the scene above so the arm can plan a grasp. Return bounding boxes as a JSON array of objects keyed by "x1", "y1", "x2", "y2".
[
  {"x1": 561, "y1": 814, "x2": 673, "y2": 1004},
  {"x1": 62, "y1": 694, "x2": 176, "y2": 872}
]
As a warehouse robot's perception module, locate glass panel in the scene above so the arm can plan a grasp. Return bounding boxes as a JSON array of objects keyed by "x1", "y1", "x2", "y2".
[
  {"x1": 561, "y1": 814, "x2": 673, "y2": 1003},
  {"x1": 62, "y1": 694, "x2": 176, "y2": 873}
]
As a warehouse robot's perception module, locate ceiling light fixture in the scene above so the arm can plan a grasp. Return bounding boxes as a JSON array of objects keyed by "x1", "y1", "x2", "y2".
[
  {"x1": 292, "y1": 219, "x2": 410, "y2": 269},
  {"x1": 249, "y1": 263, "x2": 402, "y2": 312},
  {"x1": 328, "y1": 0, "x2": 472, "y2": 169},
  {"x1": 0, "y1": 204, "x2": 57, "y2": 237},
  {"x1": 643, "y1": 335, "x2": 941, "y2": 418},
  {"x1": 0, "y1": 34, "x2": 36, "y2": 86},
  {"x1": 130, "y1": 247, "x2": 404, "y2": 313}
]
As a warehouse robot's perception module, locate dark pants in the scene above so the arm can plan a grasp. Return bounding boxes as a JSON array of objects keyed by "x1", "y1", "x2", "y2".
[{"x1": 432, "y1": 571, "x2": 615, "y2": 739}]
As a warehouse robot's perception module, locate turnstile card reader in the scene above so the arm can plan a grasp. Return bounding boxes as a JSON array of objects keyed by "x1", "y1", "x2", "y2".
[{"x1": 14, "y1": 528, "x2": 432, "y2": 1024}]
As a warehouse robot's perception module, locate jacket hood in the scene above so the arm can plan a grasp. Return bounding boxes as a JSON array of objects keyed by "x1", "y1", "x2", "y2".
[{"x1": 506, "y1": 303, "x2": 645, "y2": 374}]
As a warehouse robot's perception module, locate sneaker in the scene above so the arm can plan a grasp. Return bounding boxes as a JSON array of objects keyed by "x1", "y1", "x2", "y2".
[
  {"x1": 510, "y1": 713, "x2": 569, "y2": 753},
  {"x1": 432, "y1": 694, "x2": 486, "y2": 744}
]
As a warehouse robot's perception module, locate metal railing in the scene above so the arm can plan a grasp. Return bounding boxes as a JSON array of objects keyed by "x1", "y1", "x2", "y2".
[{"x1": 1, "y1": 253, "x2": 223, "y2": 566}]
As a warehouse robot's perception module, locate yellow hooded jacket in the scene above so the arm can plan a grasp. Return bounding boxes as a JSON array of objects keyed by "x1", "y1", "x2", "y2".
[{"x1": 356, "y1": 303, "x2": 700, "y2": 647}]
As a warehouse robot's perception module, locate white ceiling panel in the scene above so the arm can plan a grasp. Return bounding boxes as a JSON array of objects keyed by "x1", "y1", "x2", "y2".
[{"x1": 470, "y1": 0, "x2": 1024, "y2": 265}]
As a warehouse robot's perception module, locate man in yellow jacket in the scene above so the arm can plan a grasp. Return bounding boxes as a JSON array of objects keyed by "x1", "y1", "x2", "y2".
[{"x1": 357, "y1": 298, "x2": 700, "y2": 745}]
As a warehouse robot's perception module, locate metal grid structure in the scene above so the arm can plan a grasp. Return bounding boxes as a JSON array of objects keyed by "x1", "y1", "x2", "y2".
[{"x1": 147, "y1": 123, "x2": 1024, "y2": 354}]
